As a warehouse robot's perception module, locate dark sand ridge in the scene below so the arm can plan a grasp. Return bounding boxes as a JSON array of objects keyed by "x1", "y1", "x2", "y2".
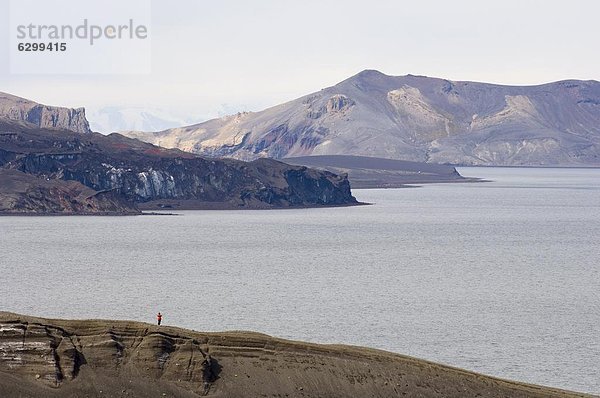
[
  {"x1": 0, "y1": 313, "x2": 594, "y2": 398},
  {"x1": 283, "y1": 155, "x2": 480, "y2": 188}
]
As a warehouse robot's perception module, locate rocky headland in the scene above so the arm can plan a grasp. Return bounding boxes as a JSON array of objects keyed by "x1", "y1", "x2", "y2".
[
  {"x1": 0, "y1": 94, "x2": 358, "y2": 215},
  {"x1": 0, "y1": 313, "x2": 593, "y2": 398},
  {"x1": 0, "y1": 169, "x2": 139, "y2": 215}
]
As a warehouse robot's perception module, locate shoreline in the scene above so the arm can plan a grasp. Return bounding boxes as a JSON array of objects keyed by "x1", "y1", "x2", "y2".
[
  {"x1": 136, "y1": 199, "x2": 368, "y2": 211},
  {"x1": 0, "y1": 173, "x2": 496, "y2": 216},
  {"x1": 0, "y1": 176, "x2": 493, "y2": 216},
  {"x1": 349, "y1": 176, "x2": 487, "y2": 189},
  {"x1": 0, "y1": 201, "x2": 370, "y2": 216}
]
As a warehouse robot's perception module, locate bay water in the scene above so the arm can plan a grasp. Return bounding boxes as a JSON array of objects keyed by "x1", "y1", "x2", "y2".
[{"x1": 1, "y1": 167, "x2": 599, "y2": 394}]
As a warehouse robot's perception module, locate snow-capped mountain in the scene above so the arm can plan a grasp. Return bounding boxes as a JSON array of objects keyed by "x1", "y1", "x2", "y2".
[
  {"x1": 121, "y1": 70, "x2": 600, "y2": 166},
  {"x1": 88, "y1": 106, "x2": 205, "y2": 134}
]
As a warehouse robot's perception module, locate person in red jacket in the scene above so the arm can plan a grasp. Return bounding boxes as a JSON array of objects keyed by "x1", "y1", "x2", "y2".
[{"x1": 157, "y1": 312, "x2": 162, "y2": 326}]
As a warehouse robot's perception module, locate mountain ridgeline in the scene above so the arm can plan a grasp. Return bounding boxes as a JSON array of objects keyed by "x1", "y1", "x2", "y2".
[
  {"x1": 123, "y1": 70, "x2": 600, "y2": 166},
  {"x1": 0, "y1": 93, "x2": 357, "y2": 214},
  {"x1": 0, "y1": 92, "x2": 91, "y2": 134}
]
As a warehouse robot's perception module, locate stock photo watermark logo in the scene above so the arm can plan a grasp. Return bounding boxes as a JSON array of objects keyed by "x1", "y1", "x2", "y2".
[
  {"x1": 9, "y1": 0, "x2": 151, "y2": 74},
  {"x1": 16, "y1": 19, "x2": 148, "y2": 46}
]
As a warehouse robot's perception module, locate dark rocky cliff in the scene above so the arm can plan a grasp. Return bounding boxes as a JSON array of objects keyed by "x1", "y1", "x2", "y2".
[
  {"x1": 0, "y1": 169, "x2": 139, "y2": 215},
  {"x1": 0, "y1": 118, "x2": 357, "y2": 213}
]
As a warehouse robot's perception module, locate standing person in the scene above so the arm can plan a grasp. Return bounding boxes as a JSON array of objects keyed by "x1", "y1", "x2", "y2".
[{"x1": 157, "y1": 312, "x2": 162, "y2": 326}]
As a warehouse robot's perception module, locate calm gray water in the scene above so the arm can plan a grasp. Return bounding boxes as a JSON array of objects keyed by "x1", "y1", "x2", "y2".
[{"x1": 1, "y1": 167, "x2": 599, "y2": 394}]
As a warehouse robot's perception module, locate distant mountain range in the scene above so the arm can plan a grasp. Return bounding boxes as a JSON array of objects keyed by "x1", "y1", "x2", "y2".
[
  {"x1": 0, "y1": 93, "x2": 356, "y2": 214},
  {"x1": 88, "y1": 106, "x2": 205, "y2": 133},
  {"x1": 123, "y1": 70, "x2": 600, "y2": 166}
]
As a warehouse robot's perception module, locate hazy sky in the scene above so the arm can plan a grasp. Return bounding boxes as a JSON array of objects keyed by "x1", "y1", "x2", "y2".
[{"x1": 1, "y1": 0, "x2": 599, "y2": 122}]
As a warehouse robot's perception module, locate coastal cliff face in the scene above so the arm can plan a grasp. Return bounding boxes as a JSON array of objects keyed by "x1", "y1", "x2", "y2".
[
  {"x1": 0, "y1": 92, "x2": 91, "y2": 134},
  {"x1": 11, "y1": 151, "x2": 354, "y2": 208},
  {"x1": 0, "y1": 169, "x2": 139, "y2": 215},
  {"x1": 0, "y1": 118, "x2": 356, "y2": 213},
  {"x1": 0, "y1": 313, "x2": 590, "y2": 398}
]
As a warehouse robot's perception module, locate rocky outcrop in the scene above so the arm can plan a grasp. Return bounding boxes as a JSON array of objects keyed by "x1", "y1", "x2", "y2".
[
  {"x1": 122, "y1": 70, "x2": 600, "y2": 166},
  {"x1": 10, "y1": 152, "x2": 355, "y2": 208},
  {"x1": 0, "y1": 313, "x2": 591, "y2": 398},
  {"x1": 0, "y1": 314, "x2": 218, "y2": 397},
  {"x1": 0, "y1": 92, "x2": 91, "y2": 134},
  {"x1": 0, "y1": 118, "x2": 357, "y2": 212},
  {"x1": 0, "y1": 169, "x2": 139, "y2": 215}
]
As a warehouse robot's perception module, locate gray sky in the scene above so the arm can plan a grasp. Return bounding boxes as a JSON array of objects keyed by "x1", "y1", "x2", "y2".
[{"x1": 1, "y1": 0, "x2": 599, "y2": 122}]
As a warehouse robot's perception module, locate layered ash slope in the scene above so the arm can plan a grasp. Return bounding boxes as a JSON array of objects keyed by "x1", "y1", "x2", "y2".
[
  {"x1": 0, "y1": 313, "x2": 591, "y2": 398},
  {"x1": 124, "y1": 70, "x2": 600, "y2": 166},
  {"x1": 0, "y1": 92, "x2": 91, "y2": 134},
  {"x1": 0, "y1": 118, "x2": 356, "y2": 212}
]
